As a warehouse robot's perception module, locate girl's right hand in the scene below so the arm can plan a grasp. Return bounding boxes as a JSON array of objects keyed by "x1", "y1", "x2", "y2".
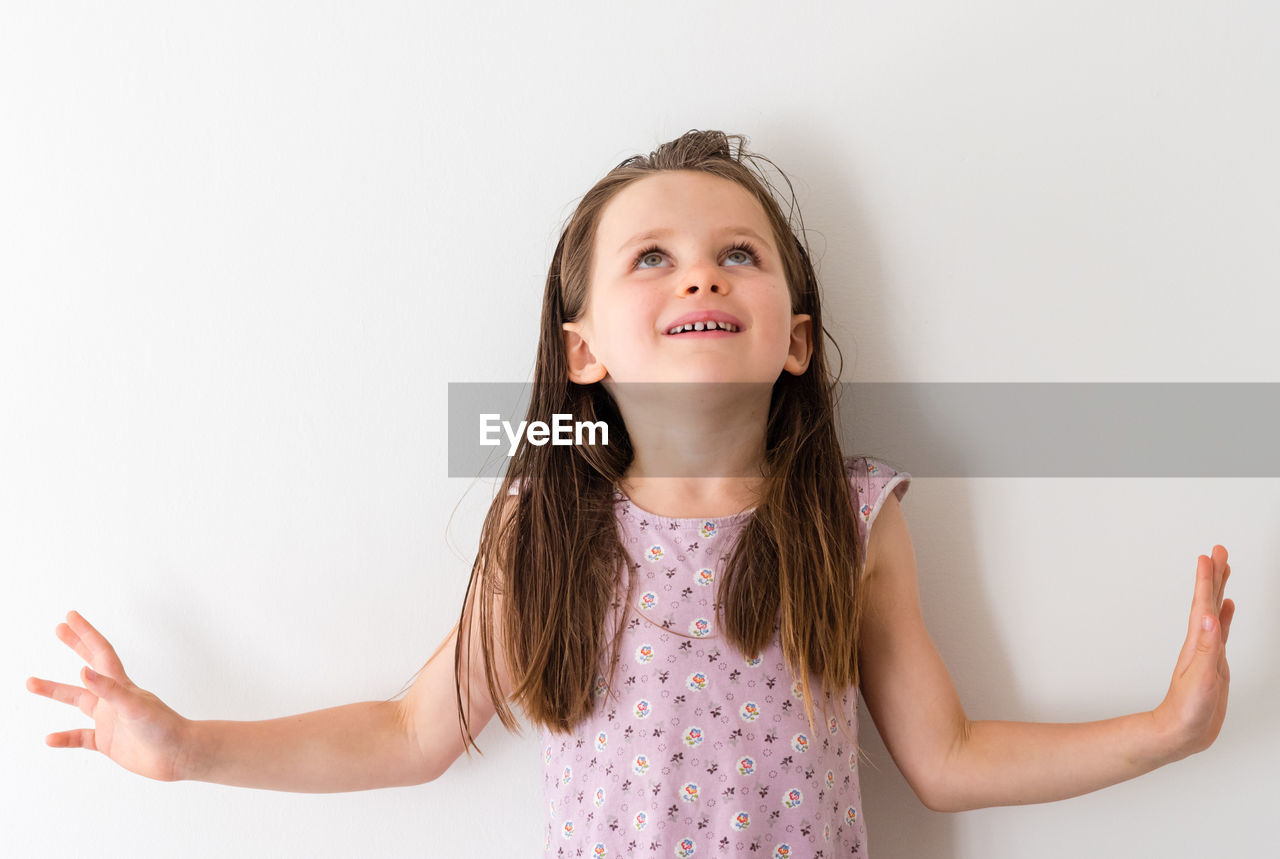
[{"x1": 26, "y1": 610, "x2": 193, "y2": 782}]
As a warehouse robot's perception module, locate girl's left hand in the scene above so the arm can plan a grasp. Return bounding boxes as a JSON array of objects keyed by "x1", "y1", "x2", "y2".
[{"x1": 1151, "y1": 545, "x2": 1235, "y2": 760}]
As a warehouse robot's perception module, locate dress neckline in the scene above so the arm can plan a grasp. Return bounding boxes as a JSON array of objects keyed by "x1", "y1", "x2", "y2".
[{"x1": 612, "y1": 487, "x2": 757, "y2": 528}]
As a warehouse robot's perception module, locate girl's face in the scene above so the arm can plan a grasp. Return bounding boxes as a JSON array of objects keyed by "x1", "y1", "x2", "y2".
[{"x1": 563, "y1": 170, "x2": 812, "y2": 386}]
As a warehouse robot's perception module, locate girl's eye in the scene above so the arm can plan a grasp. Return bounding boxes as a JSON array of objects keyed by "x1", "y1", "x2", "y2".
[{"x1": 632, "y1": 240, "x2": 763, "y2": 270}]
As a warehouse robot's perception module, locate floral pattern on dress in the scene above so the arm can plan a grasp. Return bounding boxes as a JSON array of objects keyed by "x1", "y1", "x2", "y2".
[{"x1": 540, "y1": 455, "x2": 911, "y2": 858}]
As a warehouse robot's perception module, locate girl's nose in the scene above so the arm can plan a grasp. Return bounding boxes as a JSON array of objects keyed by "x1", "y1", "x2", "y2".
[{"x1": 678, "y1": 260, "x2": 730, "y2": 295}]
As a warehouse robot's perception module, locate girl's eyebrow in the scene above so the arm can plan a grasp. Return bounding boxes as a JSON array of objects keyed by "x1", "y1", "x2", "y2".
[{"x1": 617, "y1": 226, "x2": 773, "y2": 254}]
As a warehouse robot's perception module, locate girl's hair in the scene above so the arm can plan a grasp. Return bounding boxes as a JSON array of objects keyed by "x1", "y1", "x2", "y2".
[{"x1": 450, "y1": 129, "x2": 866, "y2": 757}]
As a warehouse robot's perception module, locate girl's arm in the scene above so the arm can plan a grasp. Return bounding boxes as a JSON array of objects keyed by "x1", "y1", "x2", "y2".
[
  {"x1": 29, "y1": 496, "x2": 518, "y2": 792},
  {"x1": 855, "y1": 493, "x2": 1235, "y2": 813},
  {"x1": 39, "y1": 572, "x2": 512, "y2": 793},
  {"x1": 184, "y1": 700, "x2": 429, "y2": 792},
  {"x1": 28, "y1": 610, "x2": 431, "y2": 793}
]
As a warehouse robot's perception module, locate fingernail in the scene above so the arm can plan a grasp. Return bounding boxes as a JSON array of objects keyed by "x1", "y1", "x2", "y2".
[{"x1": 1202, "y1": 616, "x2": 1214, "y2": 632}]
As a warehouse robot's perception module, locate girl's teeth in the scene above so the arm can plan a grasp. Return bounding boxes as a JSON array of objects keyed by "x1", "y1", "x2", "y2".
[{"x1": 668, "y1": 322, "x2": 738, "y2": 334}]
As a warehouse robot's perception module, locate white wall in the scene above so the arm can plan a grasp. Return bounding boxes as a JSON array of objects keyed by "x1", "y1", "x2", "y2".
[{"x1": 3, "y1": 1, "x2": 1276, "y2": 856}]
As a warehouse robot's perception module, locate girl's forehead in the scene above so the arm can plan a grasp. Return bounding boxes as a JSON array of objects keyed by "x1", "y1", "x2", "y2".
[{"x1": 597, "y1": 171, "x2": 773, "y2": 246}]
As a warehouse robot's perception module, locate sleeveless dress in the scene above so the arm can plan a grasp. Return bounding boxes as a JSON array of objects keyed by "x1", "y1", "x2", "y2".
[{"x1": 524, "y1": 455, "x2": 911, "y2": 858}]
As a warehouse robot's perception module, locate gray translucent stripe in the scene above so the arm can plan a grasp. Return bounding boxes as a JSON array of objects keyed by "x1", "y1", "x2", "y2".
[{"x1": 449, "y1": 382, "x2": 1280, "y2": 477}]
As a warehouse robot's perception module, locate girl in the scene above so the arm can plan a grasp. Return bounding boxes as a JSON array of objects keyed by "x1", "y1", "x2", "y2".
[{"x1": 27, "y1": 130, "x2": 1236, "y2": 857}]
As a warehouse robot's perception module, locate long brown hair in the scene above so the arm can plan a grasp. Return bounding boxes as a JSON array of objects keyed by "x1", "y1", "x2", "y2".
[{"x1": 449, "y1": 129, "x2": 866, "y2": 758}]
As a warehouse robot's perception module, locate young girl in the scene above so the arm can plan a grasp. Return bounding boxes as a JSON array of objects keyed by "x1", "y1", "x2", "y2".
[{"x1": 27, "y1": 129, "x2": 1236, "y2": 857}]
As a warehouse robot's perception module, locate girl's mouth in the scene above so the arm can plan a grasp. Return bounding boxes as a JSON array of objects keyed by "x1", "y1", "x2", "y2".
[{"x1": 664, "y1": 321, "x2": 740, "y2": 336}]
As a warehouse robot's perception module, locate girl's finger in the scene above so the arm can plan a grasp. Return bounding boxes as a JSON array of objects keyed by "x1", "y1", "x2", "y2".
[
  {"x1": 1220, "y1": 598, "x2": 1236, "y2": 645},
  {"x1": 1210, "y1": 548, "x2": 1225, "y2": 608},
  {"x1": 64, "y1": 611, "x2": 128, "y2": 680},
  {"x1": 1192, "y1": 612, "x2": 1218, "y2": 669},
  {"x1": 1187, "y1": 555, "x2": 1213, "y2": 639},
  {"x1": 25, "y1": 676, "x2": 94, "y2": 711},
  {"x1": 54, "y1": 622, "x2": 95, "y2": 667},
  {"x1": 1211, "y1": 553, "x2": 1224, "y2": 610},
  {"x1": 80, "y1": 665, "x2": 118, "y2": 703},
  {"x1": 1213, "y1": 546, "x2": 1229, "y2": 605},
  {"x1": 45, "y1": 728, "x2": 96, "y2": 750}
]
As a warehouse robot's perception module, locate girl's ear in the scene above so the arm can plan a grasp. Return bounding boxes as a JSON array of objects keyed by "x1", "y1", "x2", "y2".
[
  {"x1": 562, "y1": 321, "x2": 608, "y2": 383},
  {"x1": 782, "y1": 313, "x2": 813, "y2": 375}
]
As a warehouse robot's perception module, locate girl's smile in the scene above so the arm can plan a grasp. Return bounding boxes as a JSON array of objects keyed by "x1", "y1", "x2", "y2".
[
  {"x1": 662, "y1": 310, "x2": 744, "y2": 337},
  {"x1": 664, "y1": 326, "x2": 739, "y2": 338}
]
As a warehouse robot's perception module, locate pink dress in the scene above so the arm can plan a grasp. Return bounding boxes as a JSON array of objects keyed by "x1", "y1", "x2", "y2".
[{"x1": 528, "y1": 455, "x2": 911, "y2": 858}]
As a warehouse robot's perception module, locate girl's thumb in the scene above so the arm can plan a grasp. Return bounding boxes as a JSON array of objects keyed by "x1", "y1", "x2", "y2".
[
  {"x1": 1196, "y1": 615, "x2": 1217, "y2": 654},
  {"x1": 83, "y1": 665, "x2": 112, "y2": 694}
]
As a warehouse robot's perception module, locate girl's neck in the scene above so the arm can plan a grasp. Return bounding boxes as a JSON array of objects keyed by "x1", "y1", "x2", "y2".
[{"x1": 613, "y1": 385, "x2": 771, "y2": 519}]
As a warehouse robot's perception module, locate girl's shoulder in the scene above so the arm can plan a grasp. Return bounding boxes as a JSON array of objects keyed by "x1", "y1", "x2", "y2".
[
  {"x1": 844, "y1": 454, "x2": 912, "y2": 541},
  {"x1": 844, "y1": 453, "x2": 911, "y2": 484}
]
